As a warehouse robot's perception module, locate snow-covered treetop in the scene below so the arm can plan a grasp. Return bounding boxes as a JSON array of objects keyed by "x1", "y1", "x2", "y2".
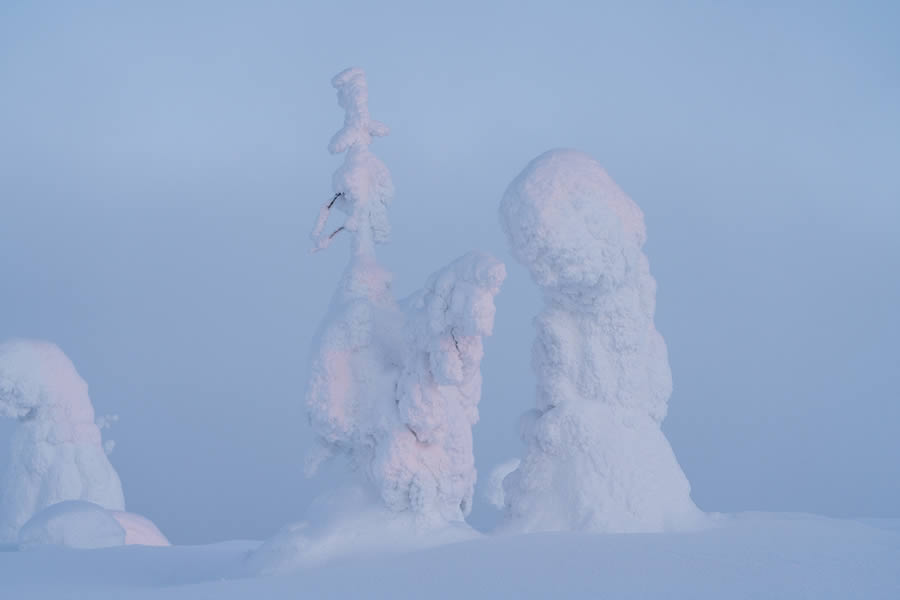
[
  {"x1": 500, "y1": 149, "x2": 646, "y2": 303},
  {"x1": 0, "y1": 340, "x2": 95, "y2": 426},
  {"x1": 312, "y1": 68, "x2": 394, "y2": 253},
  {"x1": 327, "y1": 67, "x2": 390, "y2": 154}
]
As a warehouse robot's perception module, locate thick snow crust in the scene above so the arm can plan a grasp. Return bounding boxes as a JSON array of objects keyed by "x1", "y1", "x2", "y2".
[
  {"x1": 0, "y1": 340, "x2": 125, "y2": 542},
  {"x1": 499, "y1": 149, "x2": 702, "y2": 533}
]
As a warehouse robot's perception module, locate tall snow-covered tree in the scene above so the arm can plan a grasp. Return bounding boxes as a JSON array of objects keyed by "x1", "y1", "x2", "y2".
[
  {"x1": 303, "y1": 69, "x2": 504, "y2": 530},
  {"x1": 498, "y1": 149, "x2": 702, "y2": 533}
]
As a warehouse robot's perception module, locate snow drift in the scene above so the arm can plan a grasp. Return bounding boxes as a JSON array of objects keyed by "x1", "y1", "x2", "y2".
[
  {"x1": 0, "y1": 340, "x2": 168, "y2": 547},
  {"x1": 498, "y1": 149, "x2": 702, "y2": 533}
]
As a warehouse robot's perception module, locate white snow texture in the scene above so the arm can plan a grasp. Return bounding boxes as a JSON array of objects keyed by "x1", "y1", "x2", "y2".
[
  {"x1": 0, "y1": 340, "x2": 125, "y2": 542},
  {"x1": 304, "y1": 68, "x2": 505, "y2": 530},
  {"x1": 499, "y1": 149, "x2": 702, "y2": 533}
]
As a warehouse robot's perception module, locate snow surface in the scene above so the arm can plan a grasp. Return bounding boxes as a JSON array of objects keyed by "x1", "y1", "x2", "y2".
[
  {"x1": 499, "y1": 150, "x2": 702, "y2": 533},
  {"x1": 1, "y1": 514, "x2": 898, "y2": 599},
  {"x1": 17, "y1": 501, "x2": 125, "y2": 550},
  {"x1": 0, "y1": 340, "x2": 125, "y2": 542}
]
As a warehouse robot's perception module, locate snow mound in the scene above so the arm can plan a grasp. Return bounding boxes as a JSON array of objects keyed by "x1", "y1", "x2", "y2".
[
  {"x1": 498, "y1": 149, "x2": 702, "y2": 533},
  {"x1": 0, "y1": 340, "x2": 125, "y2": 542},
  {"x1": 18, "y1": 500, "x2": 125, "y2": 549},
  {"x1": 110, "y1": 511, "x2": 170, "y2": 547},
  {"x1": 245, "y1": 485, "x2": 478, "y2": 575}
]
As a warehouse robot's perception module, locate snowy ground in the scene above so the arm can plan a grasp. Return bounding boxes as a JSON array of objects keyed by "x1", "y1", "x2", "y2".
[{"x1": 1, "y1": 512, "x2": 897, "y2": 599}]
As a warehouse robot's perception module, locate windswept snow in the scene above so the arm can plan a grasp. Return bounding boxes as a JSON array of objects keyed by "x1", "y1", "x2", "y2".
[
  {"x1": 311, "y1": 67, "x2": 394, "y2": 253},
  {"x1": 499, "y1": 149, "x2": 702, "y2": 533},
  {"x1": 0, "y1": 340, "x2": 125, "y2": 542}
]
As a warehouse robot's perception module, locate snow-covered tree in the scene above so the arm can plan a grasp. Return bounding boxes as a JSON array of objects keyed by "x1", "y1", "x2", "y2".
[
  {"x1": 498, "y1": 149, "x2": 702, "y2": 533},
  {"x1": 305, "y1": 67, "x2": 404, "y2": 484},
  {"x1": 303, "y1": 69, "x2": 504, "y2": 531},
  {"x1": 0, "y1": 340, "x2": 125, "y2": 542},
  {"x1": 378, "y1": 251, "x2": 505, "y2": 523},
  {"x1": 0, "y1": 339, "x2": 169, "y2": 547}
]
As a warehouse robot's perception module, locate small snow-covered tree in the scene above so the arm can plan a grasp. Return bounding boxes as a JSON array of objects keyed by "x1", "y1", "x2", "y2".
[
  {"x1": 498, "y1": 149, "x2": 702, "y2": 533},
  {"x1": 0, "y1": 340, "x2": 125, "y2": 542},
  {"x1": 303, "y1": 69, "x2": 504, "y2": 529}
]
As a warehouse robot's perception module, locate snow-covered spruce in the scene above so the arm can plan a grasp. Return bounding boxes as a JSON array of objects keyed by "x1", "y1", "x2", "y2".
[
  {"x1": 305, "y1": 69, "x2": 505, "y2": 525},
  {"x1": 0, "y1": 340, "x2": 169, "y2": 547},
  {"x1": 498, "y1": 149, "x2": 702, "y2": 533},
  {"x1": 254, "y1": 70, "x2": 504, "y2": 571}
]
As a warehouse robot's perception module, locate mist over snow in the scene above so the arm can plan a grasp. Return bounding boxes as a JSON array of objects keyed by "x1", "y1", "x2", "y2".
[{"x1": 1, "y1": 1, "x2": 898, "y2": 598}]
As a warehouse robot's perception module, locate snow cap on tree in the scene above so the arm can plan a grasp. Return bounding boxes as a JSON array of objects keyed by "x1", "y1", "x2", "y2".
[{"x1": 312, "y1": 67, "x2": 394, "y2": 252}]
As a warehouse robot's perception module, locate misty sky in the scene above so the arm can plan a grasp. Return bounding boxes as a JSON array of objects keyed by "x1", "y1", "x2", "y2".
[{"x1": 1, "y1": 0, "x2": 898, "y2": 543}]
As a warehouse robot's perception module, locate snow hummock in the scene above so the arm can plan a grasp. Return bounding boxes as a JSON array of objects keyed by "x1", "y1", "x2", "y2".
[
  {"x1": 0, "y1": 340, "x2": 125, "y2": 542},
  {"x1": 257, "y1": 69, "x2": 505, "y2": 573},
  {"x1": 498, "y1": 149, "x2": 702, "y2": 533},
  {"x1": 17, "y1": 500, "x2": 126, "y2": 550},
  {"x1": 109, "y1": 511, "x2": 170, "y2": 547}
]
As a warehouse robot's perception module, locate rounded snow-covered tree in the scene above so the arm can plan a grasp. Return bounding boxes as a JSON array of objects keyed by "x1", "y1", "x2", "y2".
[
  {"x1": 498, "y1": 149, "x2": 702, "y2": 533},
  {"x1": 252, "y1": 69, "x2": 505, "y2": 571},
  {"x1": 0, "y1": 339, "x2": 169, "y2": 546},
  {"x1": 0, "y1": 340, "x2": 125, "y2": 542}
]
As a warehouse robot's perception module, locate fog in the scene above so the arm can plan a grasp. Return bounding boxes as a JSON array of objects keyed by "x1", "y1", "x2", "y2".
[{"x1": 1, "y1": 0, "x2": 898, "y2": 543}]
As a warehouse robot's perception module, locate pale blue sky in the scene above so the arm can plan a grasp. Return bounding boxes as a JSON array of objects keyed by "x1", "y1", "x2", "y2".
[{"x1": 1, "y1": 0, "x2": 898, "y2": 542}]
